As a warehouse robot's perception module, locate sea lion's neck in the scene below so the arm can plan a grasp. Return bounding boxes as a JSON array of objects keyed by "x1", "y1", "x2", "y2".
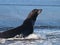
[
  {"x1": 23, "y1": 13, "x2": 38, "y2": 26},
  {"x1": 27, "y1": 12, "x2": 38, "y2": 21}
]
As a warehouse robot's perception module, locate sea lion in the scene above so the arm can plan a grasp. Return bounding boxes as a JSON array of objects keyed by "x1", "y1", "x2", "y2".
[{"x1": 0, "y1": 9, "x2": 42, "y2": 38}]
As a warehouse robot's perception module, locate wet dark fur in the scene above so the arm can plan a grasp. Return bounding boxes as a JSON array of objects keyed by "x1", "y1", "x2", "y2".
[{"x1": 0, "y1": 9, "x2": 42, "y2": 38}]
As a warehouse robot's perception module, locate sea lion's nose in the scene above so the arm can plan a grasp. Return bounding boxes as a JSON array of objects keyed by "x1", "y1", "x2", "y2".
[
  {"x1": 38, "y1": 9, "x2": 42, "y2": 14},
  {"x1": 39, "y1": 9, "x2": 42, "y2": 12}
]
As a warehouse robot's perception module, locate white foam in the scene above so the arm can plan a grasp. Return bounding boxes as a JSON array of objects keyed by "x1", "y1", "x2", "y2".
[
  {"x1": 6, "y1": 33, "x2": 40, "y2": 40},
  {"x1": 0, "y1": 38, "x2": 6, "y2": 43},
  {"x1": 25, "y1": 33, "x2": 40, "y2": 39}
]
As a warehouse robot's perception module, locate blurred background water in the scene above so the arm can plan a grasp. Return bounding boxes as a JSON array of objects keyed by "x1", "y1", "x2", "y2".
[{"x1": 0, "y1": 0, "x2": 60, "y2": 27}]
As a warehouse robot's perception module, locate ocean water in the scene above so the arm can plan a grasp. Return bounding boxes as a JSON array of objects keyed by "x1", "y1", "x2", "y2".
[{"x1": 0, "y1": 28, "x2": 60, "y2": 45}]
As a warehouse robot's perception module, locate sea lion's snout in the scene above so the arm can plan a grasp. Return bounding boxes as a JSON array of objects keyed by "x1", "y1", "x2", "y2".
[{"x1": 38, "y1": 9, "x2": 42, "y2": 14}]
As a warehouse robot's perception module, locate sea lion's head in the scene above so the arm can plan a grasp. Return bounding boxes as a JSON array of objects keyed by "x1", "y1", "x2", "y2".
[
  {"x1": 31, "y1": 9, "x2": 42, "y2": 15},
  {"x1": 27, "y1": 9, "x2": 42, "y2": 19}
]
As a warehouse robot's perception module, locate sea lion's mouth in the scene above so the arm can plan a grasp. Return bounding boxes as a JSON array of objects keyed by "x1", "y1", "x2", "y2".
[{"x1": 38, "y1": 9, "x2": 42, "y2": 14}]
